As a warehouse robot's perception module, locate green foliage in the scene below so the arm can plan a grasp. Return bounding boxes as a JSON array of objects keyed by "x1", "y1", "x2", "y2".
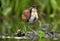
[
  {"x1": 37, "y1": 30, "x2": 45, "y2": 38},
  {"x1": 0, "y1": 0, "x2": 60, "y2": 41}
]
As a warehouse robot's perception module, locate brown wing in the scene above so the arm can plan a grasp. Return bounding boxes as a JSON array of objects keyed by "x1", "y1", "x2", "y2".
[{"x1": 22, "y1": 9, "x2": 30, "y2": 21}]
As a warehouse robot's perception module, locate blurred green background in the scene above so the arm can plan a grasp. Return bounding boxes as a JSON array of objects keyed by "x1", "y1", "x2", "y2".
[{"x1": 0, "y1": 0, "x2": 60, "y2": 41}]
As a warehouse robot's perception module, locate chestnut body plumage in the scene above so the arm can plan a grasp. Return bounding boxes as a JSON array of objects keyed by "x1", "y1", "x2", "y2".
[{"x1": 22, "y1": 6, "x2": 38, "y2": 23}]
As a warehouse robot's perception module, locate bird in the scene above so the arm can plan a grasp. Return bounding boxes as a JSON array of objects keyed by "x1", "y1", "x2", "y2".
[{"x1": 22, "y1": 6, "x2": 39, "y2": 23}]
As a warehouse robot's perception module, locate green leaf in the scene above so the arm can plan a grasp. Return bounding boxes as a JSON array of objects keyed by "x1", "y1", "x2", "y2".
[
  {"x1": 37, "y1": 30, "x2": 45, "y2": 38},
  {"x1": 50, "y1": 0, "x2": 58, "y2": 9},
  {"x1": 3, "y1": 7, "x2": 12, "y2": 16}
]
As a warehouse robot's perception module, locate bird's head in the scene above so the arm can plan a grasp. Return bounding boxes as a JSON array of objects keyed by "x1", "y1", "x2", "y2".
[{"x1": 22, "y1": 6, "x2": 38, "y2": 23}]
